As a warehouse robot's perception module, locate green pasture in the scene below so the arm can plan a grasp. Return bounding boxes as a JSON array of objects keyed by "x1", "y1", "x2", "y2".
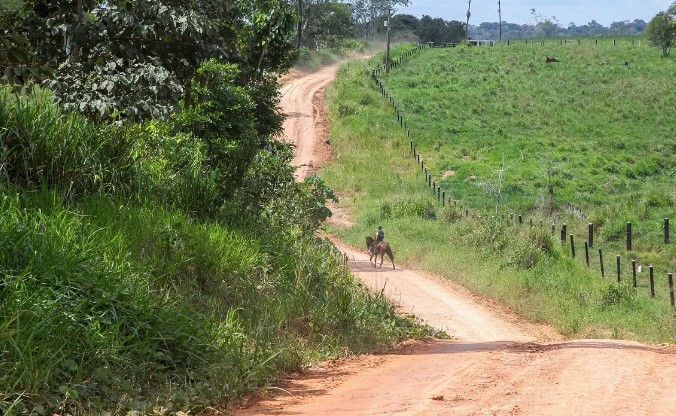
[{"x1": 322, "y1": 41, "x2": 676, "y2": 343}]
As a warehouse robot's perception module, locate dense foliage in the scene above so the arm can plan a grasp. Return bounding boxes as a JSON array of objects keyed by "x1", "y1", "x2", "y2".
[
  {"x1": 391, "y1": 14, "x2": 466, "y2": 43},
  {"x1": 0, "y1": 1, "x2": 438, "y2": 414},
  {"x1": 2, "y1": 0, "x2": 296, "y2": 121}
]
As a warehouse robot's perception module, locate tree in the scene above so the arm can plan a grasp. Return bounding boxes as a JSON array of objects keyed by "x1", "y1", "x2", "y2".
[
  {"x1": 530, "y1": 8, "x2": 560, "y2": 39},
  {"x1": 8, "y1": 0, "x2": 296, "y2": 122},
  {"x1": 415, "y1": 15, "x2": 465, "y2": 43},
  {"x1": 299, "y1": 1, "x2": 355, "y2": 49},
  {"x1": 391, "y1": 13, "x2": 418, "y2": 34},
  {"x1": 348, "y1": 0, "x2": 410, "y2": 39},
  {"x1": 0, "y1": 9, "x2": 52, "y2": 87},
  {"x1": 646, "y1": 2, "x2": 676, "y2": 56}
]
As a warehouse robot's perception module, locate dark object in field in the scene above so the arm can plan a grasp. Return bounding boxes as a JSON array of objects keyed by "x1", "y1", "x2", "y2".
[{"x1": 545, "y1": 57, "x2": 559, "y2": 63}]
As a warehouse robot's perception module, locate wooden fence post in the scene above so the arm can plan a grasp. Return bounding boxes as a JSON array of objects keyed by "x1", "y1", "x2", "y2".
[
  {"x1": 588, "y1": 223, "x2": 594, "y2": 247},
  {"x1": 561, "y1": 223, "x2": 567, "y2": 245},
  {"x1": 584, "y1": 242, "x2": 589, "y2": 266},
  {"x1": 632, "y1": 260, "x2": 637, "y2": 288},
  {"x1": 665, "y1": 218, "x2": 670, "y2": 243},
  {"x1": 570, "y1": 235, "x2": 576, "y2": 258},
  {"x1": 616, "y1": 255, "x2": 621, "y2": 283},
  {"x1": 649, "y1": 266, "x2": 655, "y2": 297},
  {"x1": 626, "y1": 222, "x2": 632, "y2": 251},
  {"x1": 599, "y1": 248, "x2": 605, "y2": 277},
  {"x1": 518, "y1": 214, "x2": 522, "y2": 224},
  {"x1": 442, "y1": 191, "x2": 446, "y2": 207},
  {"x1": 669, "y1": 273, "x2": 675, "y2": 307}
]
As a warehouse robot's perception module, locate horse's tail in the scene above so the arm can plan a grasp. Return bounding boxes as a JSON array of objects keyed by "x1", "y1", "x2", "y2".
[{"x1": 386, "y1": 246, "x2": 395, "y2": 269}]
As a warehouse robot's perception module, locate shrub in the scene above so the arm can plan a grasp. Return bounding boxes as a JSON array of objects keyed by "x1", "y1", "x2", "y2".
[{"x1": 0, "y1": 91, "x2": 133, "y2": 196}]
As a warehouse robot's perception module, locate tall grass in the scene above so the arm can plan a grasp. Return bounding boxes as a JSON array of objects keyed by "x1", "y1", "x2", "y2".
[
  {"x1": 0, "y1": 184, "x2": 435, "y2": 414},
  {"x1": 0, "y1": 90, "x2": 133, "y2": 196},
  {"x1": 0, "y1": 84, "x2": 437, "y2": 413},
  {"x1": 322, "y1": 46, "x2": 676, "y2": 343}
]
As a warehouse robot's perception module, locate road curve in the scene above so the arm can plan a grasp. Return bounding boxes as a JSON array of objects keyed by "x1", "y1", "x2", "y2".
[{"x1": 231, "y1": 64, "x2": 676, "y2": 416}]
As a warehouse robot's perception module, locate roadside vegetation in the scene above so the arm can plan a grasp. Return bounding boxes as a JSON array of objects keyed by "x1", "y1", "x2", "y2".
[
  {"x1": 0, "y1": 1, "x2": 437, "y2": 414},
  {"x1": 323, "y1": 41, "x2": 676, "y2": 344},
  {"x1": 0, "y1": 83, "x2": 436, "y2": 416}
]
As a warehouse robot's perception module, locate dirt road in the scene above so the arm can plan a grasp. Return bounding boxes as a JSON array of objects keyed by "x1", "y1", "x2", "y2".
[
  {"x1": 232, "y1": 65, "x2": 676, "y2": 415},
  {"x1": 278, "y1": 65, "x2": 336, "y2": 181}
]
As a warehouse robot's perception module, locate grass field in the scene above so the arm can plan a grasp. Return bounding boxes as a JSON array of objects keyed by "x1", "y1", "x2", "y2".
[
  {"x1": 387, "y1": 41, "x2": 675, "y2": 262},
  {"x1": 322, "y1": 40, "x2": 676, "y2": 343}
]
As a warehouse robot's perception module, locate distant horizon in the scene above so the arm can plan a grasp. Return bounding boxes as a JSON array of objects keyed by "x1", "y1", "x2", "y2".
[{"x1": 399, "y1": 1, "x2": 673, "y2": 27}]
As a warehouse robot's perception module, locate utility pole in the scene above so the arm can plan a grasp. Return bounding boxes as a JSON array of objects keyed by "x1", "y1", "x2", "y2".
[
  {"x1": 466, "y1": 0, "x2": 472, "y2": 41},
  {"x1": 498, "y1": 0, "x2": 502, "y2": 41},
  {"x1": 386, "y1": 6, "x2": 391, "y2": 74}
]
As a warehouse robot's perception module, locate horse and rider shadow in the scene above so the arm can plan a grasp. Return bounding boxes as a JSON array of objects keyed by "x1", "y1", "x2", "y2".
[{"x1": 365, "y1": 236, "x2": 395, "y2": 270}]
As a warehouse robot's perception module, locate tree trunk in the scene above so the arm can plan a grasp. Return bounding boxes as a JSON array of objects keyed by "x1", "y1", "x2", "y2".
[{"x1": 296, "y1": 0, "x2": 303, "y2": 49}]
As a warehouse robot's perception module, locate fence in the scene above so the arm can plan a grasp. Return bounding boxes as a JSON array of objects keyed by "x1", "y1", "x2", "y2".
[{"x1": 370, "y1": 42, "x2": 675, "y2": 308}]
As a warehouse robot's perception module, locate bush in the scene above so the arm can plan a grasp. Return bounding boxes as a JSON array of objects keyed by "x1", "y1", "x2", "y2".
[
  {"x1": 0, "y1": 91, "x2": 133, "y2": 196},
  {"x1": 386, "y1": 197, "x2": 437, "y2": 220},
  {"x1": 439, "y1": 205, "x2": 464, "y2": 223}
]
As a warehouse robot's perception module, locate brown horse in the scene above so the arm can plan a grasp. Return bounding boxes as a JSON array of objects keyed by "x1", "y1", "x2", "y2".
[{"x1": 365, "y1": 236, "x2": 395, "y2": 270}]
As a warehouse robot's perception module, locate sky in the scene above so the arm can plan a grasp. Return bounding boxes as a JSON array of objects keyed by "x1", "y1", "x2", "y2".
[{"x1": 399, "y1": 0, "x2": 674, "y2": 26}]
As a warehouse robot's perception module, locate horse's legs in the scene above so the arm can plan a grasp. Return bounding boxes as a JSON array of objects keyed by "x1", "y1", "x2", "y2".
[
  {"x1": 387, "y1": 249, "x2": 395, "y2": 270},
  {"x1": 379, "y1": 253, "x2": 384, "y2": 268}
]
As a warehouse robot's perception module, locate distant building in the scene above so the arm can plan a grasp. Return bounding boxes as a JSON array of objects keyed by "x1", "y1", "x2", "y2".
[{"x1": 468, "y1": 39, "x2": 495, "y2": 46}]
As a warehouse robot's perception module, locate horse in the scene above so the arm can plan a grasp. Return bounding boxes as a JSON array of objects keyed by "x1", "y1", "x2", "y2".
[{"x1": 365, "y1": 236, "x2": 395, "y2": 270}]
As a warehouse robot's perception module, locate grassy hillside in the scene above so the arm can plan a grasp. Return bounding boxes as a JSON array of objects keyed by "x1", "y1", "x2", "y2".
[
  {"x1": 322, "y1": 41, "x2": 676, "y2": 343},
  {"x1": 385, "y1": 41, "x2": 675, "y2": 268}
]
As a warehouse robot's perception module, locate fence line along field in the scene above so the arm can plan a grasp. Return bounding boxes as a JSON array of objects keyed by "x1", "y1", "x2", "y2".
[
  {"x1": 323, "y1": 41, "x2": 676, "y2": 342},
  {"x1": 377, "y1": 41, "x2": 675, "y2": 272}
]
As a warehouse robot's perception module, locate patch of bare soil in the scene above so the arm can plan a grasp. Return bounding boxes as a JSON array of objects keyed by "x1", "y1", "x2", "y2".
[
  {"x1": 232, "y1": 62, "x2": 676, "y2": 416},
  {"x1": 441, "y1": 170, "x2": 456, "y2": 179},
  {"x1": 325, "y1": 201, "x2": 354, "y2": 229}
]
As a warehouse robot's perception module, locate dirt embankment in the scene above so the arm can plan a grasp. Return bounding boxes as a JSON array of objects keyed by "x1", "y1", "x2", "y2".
[{"x1": 230, "y1": 65, "x2": 676, "y2": 416}]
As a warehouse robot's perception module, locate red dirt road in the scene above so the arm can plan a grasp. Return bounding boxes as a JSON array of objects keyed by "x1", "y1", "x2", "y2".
[{"x1": 231, "y1": 65, "x2": 676, "y2": 415}]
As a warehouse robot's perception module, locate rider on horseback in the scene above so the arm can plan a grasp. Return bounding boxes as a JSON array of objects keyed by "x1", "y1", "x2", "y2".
[
  {"x1": 370, "y1": 226, "x2": 384, "y2": 255},
  {"x1": 376, "y1": 226, "x2": 384, "y2": 243}
]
